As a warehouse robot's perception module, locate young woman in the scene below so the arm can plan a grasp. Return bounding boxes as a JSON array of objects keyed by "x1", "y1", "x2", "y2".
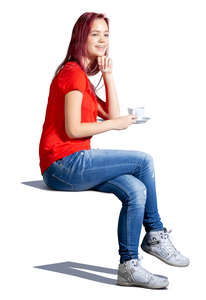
[{"x1": 39, "y1": 12, "x2": 190, "y2": 289}]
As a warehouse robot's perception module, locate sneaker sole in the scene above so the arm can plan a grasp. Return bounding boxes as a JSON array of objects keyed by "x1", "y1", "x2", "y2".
[
  {"x1": 141, "y1": 246, "x2": 190, "y2": 267},
  {"x1": 117, "y1": 275, "x2": 169, "y2": 289}
]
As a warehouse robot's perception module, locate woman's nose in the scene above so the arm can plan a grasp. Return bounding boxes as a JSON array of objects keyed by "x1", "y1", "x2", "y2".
[{"x1": 98, "y1": 36, "x2": 106, "y2": 42}]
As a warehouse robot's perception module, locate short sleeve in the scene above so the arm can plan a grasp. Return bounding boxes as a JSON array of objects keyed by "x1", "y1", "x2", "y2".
[{"x1": 57, "y1": 64, "x2": 87, "y2": 95}]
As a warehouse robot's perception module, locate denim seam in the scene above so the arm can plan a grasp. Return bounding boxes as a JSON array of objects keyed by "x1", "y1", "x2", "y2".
[
  {"x1": 51, "y1": 173, "x2": 73, "y2": 187},
  {"x1": 102, "y1": 181, "x2": 130, "y2": 199},
  {"x1": 102, "y1": 181, "x2": 133, "y2": 260},
  {"x1": 85, "y1": 163, "x2": 136, "y2": 172}
]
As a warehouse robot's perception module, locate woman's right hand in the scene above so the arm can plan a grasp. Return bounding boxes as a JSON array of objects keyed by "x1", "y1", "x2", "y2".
[{"x1": 111, "y1": 114, "x2": 137, "y2": 130}]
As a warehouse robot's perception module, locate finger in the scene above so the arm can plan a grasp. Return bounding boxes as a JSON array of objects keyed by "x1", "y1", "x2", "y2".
[
  {"x1": 99, "y1": 56, "x2": 104, "y2": 70},
  {"x1": 100, "y1": 58, "x2": 105, "y2": 70},
  {"x1": 101, "y1": 56, "x2": 104, "y2": 70},
  {"x1": 130, "y1": 114, "x2": 136, "y2": 118},
  {"x1": 103, "y1": 57, "x2": 106, "y2": 70},
  {"x1": 106, "y1": 57, "x2": 109, "y2": 68},
  {"x1": 97, "y1": 57, "x2": 101, "y2": 68},
  {"x1": 104, "y1": 56, "x2": 107, "y2": 70}
]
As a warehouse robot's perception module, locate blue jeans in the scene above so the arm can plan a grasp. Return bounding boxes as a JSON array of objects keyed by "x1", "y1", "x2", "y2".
[{"x1": 43, "y1": 149, "x2": 164, "y2": 263}]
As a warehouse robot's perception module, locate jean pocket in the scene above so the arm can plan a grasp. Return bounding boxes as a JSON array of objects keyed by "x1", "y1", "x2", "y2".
[
  {"x1": 42, "y1": 167, "x2": 73, "y2": 191},
  {"x1": 51, "y1": 152, "x2": 82, "y2": 184},
  {"x1": 47, "y1": 151, "x2": 91, "y2": 190},
  {"x1": 50, "y1": 173, "x2": 73, "y2": 190}
]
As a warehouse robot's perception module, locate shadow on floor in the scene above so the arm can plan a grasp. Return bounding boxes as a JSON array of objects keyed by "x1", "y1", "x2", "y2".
[
  {"x1": 21, "y1": 180, "x2": 48, "y2": 190},
  {"x1": 34, "y1": 260, "x2": 117, "y2": 285},
  {"x1": 21, "y1": 180, "x2": 96, "y2": 193}
]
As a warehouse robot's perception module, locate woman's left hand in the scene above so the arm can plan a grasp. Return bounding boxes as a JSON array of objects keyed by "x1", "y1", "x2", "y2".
[{"x1": 97, "y1": 56, "x2": 112, "y2": 74}]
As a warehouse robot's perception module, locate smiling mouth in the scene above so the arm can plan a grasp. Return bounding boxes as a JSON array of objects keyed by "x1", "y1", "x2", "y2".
[{"x1": 95, "y1": 46, "x2": 105, "y2": 50}]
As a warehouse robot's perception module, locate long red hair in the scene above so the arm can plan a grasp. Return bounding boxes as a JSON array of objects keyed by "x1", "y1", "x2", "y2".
[{"x1": 53, "y1": 12, "x2": 110, "y2": 95}]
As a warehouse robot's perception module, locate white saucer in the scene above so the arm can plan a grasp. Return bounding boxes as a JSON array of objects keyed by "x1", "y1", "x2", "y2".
[
  {"x1": 135, "y1": 117, "x2": 151, "y2": 124},
  {"x1": 96, "y1": 116, "x2": 151, "y2": 124}
]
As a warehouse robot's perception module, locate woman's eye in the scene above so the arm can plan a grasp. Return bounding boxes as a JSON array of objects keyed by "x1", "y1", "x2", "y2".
[{"x1": 92, "y1": 34, "x2": 109, "y2": 37}]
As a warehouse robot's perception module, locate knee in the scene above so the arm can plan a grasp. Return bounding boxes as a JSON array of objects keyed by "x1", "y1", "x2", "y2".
[
  {"x1": 128, "y1": 181, "x2": 147, "y2": 207},
  {"x1": 134, "y1": 150, "x2": 154, "y2": 169},
  {"x1": 143, "y1": 152, "x2": 154, "y2": 172},
  {"x1": 144, "y1": 152, "x2": 154, "y2": 163}
]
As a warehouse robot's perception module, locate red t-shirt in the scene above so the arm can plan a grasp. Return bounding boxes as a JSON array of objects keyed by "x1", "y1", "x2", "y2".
[{"x1": 39, "y1": 61, "x2": 98, "y2": 175}]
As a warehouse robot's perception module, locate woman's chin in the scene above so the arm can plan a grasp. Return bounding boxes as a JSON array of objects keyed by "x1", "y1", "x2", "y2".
[{"x1": 94, "y1": 51, "x2": 105, "y2": 57}]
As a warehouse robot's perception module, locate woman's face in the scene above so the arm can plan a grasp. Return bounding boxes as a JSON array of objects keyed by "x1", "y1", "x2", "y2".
[{"x1": 86, "y1": 18, "x2": 109, "y2": 61}]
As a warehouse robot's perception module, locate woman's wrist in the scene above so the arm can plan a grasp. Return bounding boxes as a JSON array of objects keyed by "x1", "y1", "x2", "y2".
[
  {"x1": 106, "y1": 118, "x2": 115, "y2": 130},
  {"x1": 102, "y1": 72, "x2": 113, "y2": 82}
]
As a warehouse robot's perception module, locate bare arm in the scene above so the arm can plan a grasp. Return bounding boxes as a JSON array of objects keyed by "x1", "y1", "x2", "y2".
[
  {"x1": 103, "y1": 73, "x2": 120, "y2": 119},
  {"x1": 96, "y1": 95, "x2": 109, "y2": 120},
  {"x1": 65, "y1": 90, "x2": 115, "y2": 139}
]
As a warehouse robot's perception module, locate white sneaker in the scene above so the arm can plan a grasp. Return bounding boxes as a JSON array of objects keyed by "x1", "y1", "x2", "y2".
[
  {"x1": 141, "y1": 227, "x2": 190, "y2": 267},
  {"x1": 117, "y1": 257, "x2": 169, "y2": 289}
]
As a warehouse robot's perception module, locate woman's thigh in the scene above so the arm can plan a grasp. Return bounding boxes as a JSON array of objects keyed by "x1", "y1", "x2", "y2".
[{"x1": 43, "y1": 148, "x2": 150, "y2": 191}]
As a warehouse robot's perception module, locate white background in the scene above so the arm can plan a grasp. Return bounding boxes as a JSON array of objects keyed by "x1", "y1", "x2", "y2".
[{"x1": 1, "y1": 0, "x2": 206, "y2": 298}]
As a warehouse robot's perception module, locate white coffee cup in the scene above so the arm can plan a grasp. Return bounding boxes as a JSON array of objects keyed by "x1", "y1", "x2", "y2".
[{"x1": 128, "y1": 107, "x2": 145, "y2": 120}]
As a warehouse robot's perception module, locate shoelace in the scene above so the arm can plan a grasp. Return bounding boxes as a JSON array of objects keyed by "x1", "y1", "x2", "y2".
[
  {"x1": 130, "y1": 256, "x2": 152, "y2": 281},
  {"x1": 160, "y1": 228, "x2": 181, "y2": 256}
]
